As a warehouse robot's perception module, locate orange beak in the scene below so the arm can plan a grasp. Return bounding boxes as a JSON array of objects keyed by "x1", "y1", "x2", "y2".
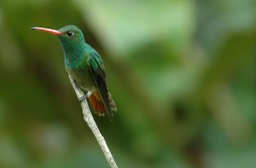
[{"x1": 31, "y1": 27, "x2": 61, "y2": 36}]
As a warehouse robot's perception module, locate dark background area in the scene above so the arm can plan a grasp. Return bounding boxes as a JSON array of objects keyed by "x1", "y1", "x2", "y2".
[{"x1": 0, "y1": 0, "x2": 256, "y2": 168}]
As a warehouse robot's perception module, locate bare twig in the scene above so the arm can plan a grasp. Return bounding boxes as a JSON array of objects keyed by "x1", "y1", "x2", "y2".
[{"x1": 68, "y1": 75, "x2": 118, "y2": 168}]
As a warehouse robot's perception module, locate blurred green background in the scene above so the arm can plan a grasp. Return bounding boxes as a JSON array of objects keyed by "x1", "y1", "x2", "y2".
[{"x1": 0, "y1": 0, "x2": 256, "y2": 168}]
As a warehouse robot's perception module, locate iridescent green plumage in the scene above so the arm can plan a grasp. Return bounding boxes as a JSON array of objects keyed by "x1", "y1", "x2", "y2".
[{"x1": 32, "y1": 25, "x2": 117, "y2": 119}]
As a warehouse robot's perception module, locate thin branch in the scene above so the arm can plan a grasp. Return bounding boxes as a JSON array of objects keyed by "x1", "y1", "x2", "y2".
[{"x1": 68, "y1": 75, "x2": 118, "y2": 168}]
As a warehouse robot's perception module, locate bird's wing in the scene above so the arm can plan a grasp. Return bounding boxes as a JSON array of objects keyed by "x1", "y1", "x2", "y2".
[{"x1": 87, "y1": 52, "x2": 113, "y2": 119}]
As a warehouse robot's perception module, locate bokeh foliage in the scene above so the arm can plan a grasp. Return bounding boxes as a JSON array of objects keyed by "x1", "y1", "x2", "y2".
[{"x1": 0, "y1": 0, "x2": 256, "y2": 168}]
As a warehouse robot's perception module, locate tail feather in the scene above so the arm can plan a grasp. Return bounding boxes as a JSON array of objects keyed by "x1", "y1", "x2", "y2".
[
  {"x1": 88, "y1": 90, "x2": 117, "y2": 118},
  {"x1": 108, "y1": 92, "x2": 117, "y2": 112}
]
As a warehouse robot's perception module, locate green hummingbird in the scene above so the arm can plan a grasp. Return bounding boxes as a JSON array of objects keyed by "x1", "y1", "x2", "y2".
[{"x1": 32, "y1": 25, "x2": 117, "y2": 119}]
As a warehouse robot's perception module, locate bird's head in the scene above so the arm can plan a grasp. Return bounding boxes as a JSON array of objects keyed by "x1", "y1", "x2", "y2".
[{"x1": 32, "y1": 25, "x2": 86, "y2": 54}]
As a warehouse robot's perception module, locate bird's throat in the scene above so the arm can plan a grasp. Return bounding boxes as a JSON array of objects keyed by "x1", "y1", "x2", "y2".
[{"x1": 60, "y1": 41, "x2": 86, "y2": 69}]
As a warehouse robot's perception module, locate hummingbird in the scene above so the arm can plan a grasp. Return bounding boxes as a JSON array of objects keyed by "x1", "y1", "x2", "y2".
[{"x1": 32, "y1": 25, "x2": 117, "y2": 119}]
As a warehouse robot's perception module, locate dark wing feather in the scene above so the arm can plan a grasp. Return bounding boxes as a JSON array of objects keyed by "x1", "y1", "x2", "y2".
[{"x1": 88, "y1": 52, "x2": 113, "y2": 119}]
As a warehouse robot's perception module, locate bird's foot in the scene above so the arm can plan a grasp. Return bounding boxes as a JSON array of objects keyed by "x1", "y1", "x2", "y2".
[
  {"x1": 78, "y1": 91, "x2": 93, "y2": 102},
  {"x1": 78, "y1": 95, "x2": 86, "y2": 102}
]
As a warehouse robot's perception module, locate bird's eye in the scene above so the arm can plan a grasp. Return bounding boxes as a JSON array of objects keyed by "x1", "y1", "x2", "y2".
[{"x1": 66, "y1": 31, "x2": 74, "y2": 37}]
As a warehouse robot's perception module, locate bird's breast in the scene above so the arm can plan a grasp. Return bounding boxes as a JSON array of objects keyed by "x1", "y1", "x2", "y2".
[{"x1": 65, "y1": 59, "x2": 95, "y2": 92}]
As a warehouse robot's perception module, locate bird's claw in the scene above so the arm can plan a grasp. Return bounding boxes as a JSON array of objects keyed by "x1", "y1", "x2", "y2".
[
  {"x1": 78, "y1": 91, "x2": 93, "y2": 102},
  {"x1": 78, "y1": 95, "x2": 86, "y2": 102}
]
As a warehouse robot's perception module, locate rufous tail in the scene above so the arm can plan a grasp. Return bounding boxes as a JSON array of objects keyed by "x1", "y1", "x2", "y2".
[{"x1": 88, "y1": 90, "x2": 117, "y2": 117}]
